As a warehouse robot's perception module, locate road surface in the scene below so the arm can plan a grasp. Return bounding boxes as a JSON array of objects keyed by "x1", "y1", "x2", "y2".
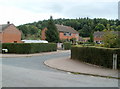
[{"x1": 1, "y1": 51, "x2": 118, "y2": 87}]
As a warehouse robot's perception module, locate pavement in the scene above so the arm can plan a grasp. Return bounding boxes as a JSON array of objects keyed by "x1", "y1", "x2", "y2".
[
  {"x1": 44, "y1": 57, "x2": 119, "y2": 79},
  {"x1": 1, "y1": 50, "x2": 70, "y2": 58}
]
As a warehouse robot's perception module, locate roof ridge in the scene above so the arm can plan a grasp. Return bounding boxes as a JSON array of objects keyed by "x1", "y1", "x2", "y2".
[{"x1": 55, "y1": 24, "x2": 78, "y2": 34}]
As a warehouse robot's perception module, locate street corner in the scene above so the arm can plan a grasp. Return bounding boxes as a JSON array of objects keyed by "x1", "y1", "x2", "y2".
[{"x1": 44, "y1": 57, "x2": 119, "y2": 79}]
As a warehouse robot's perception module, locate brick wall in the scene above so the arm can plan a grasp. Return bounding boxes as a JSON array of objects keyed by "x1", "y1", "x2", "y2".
[
  {"x1": 41, "y1": 28, "x2": 47, "y2": 40},
  {"x1": 94, "y1": 37, "x2": 103, "y2": 43},
  {"x1": 41, "y1": 28, "x2": 79, "y2": 41},
  {"x1": 0, "y1": 32, "x2": 2, "y2": 43},
  {"x1": 0, "y1": 25, "x2": 22, "y2": 43},
  {"x1": 59, "y1": 32, "x2": 79, "y2": 41}
]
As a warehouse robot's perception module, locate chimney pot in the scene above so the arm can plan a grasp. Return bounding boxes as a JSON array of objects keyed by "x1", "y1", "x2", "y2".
[{"x1": 7, "y1": 21, "x2": 10, "y2": 24}]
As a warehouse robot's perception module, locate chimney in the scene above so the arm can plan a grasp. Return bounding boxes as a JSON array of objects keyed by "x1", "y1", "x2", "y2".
[{"x1": 7, "y1": 21, "x2": 10, "y2": 24}]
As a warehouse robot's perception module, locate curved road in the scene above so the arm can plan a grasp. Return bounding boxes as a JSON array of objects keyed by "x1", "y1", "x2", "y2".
[{"x1": 1, "y1": 51, "x2": 118, "y2": 87}]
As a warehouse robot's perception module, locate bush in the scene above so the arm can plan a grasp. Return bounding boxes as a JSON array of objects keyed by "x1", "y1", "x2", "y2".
[
  {"x1": 95, "y1": 44, "x2": 104, "y2": 47},
  {"x1": 63, "y1": 42, "x2": 71, "y2": 50},
  {"x1": 71, "y1": 46, "x2": 120, "y2": 69},
  {"x1": 2, "y1": 43, "x2": 57, "y2": 54},
  {"x1": 102, "y1": 31, "x2": 118, "y2": 48},
  {"x1": 77, "y1": 41, "x2": 83, "y2": 45}
]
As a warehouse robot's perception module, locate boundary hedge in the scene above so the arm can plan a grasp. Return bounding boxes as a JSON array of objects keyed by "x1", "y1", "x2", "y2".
[
  {"x1": 71, "y1": 46, "x2": 120, "y2": 69},
  {"x1": 2, "y1": 43, "x2": 57, "y2": 54},
  {"x1": 63, "y1": 42, "x2": 71, "y2": 50}
]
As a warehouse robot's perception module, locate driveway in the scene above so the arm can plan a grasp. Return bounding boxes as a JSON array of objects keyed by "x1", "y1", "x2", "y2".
[{"x1": 1, "y1": 51, "x2": 118, "y2": 87}]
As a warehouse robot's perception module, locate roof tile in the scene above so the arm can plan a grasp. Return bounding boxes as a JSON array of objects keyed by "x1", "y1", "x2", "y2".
[{"x1": 56, "y1": 24, "x2": 78, "y2": 34}]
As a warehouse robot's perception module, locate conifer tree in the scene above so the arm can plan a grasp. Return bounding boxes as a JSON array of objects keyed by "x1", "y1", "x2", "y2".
[
  {"x1": 90, "y1": 32, "x2": 94, "y2": 43},
  {"x1": 46, "y1": 16, "x2": 59, "y2": 43}
]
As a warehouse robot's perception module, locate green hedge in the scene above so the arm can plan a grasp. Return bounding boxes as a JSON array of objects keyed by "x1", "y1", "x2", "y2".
[
  {"x1": 2, "y1": 43, "x2": 57, "y2": 54},
  {"x1": 63, "y1": 42, "x2": 71, "y2": 50},
  {"x1": 71, "y1": 46, "x2": 120, "y2": 69}
]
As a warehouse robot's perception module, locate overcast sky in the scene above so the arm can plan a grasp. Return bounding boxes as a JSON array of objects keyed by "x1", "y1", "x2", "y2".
[{"x1": 0, "y1": 0, "x2": 119, "y2": 26}]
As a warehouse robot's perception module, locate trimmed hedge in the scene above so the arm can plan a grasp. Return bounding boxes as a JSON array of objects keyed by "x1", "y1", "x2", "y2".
[
  {"x1": 63, "y1": 42, "x2": 71, "y2": 50},
  {"x1": 2, "y1": 43, "x2": 57, "y2": 54},
  {"x1": 71, "y1": 46, "x2": 120, "y2": 69}
]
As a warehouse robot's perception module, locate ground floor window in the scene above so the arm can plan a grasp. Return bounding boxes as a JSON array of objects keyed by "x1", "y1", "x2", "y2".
[{"x1": 14, "y1": 41, "x2": 17, "y2": 43}]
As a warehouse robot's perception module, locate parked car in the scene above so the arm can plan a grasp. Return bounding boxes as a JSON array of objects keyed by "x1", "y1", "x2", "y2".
[{"x1": 2, "y1": 49, "x2": 8, "y2": 53}]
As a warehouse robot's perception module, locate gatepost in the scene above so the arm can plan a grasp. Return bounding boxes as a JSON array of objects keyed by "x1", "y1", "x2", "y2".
[{"x1": 113, "y1": 54, "x2": 117, "y2": 70}]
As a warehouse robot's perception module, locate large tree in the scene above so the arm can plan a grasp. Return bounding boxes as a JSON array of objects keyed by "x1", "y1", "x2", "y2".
[
  {"x1": 18, "y1": 17, "x2": 120, "y2": 38},
  {"x1": 94, "y1": 24, "x2": 105, "y2": 31},
  {"x1": 46, "y1": 16, "x2": 60, "y2": 43},
  {"x1": 102, "y1": 31, "x2": 118, "y2": 48},
  {"x1": 90, "y1": 32, "x2": 94, "y2": 43}
]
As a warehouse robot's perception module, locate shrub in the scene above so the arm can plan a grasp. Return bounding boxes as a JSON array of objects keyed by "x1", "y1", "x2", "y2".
[
  {"x1": 77, "y1": 41, "x2": 83, "y2": 45},
  {"x1": 63, "y1": 42, "x2": 71, "y2": 50},
  {"x1": 102, "y1": 31, "x2": 118, "y2": 48},
  {"x1": 2, "y1": 43, "x2": 57, "y2": 54},
  {"x1": 95, "y1": 44, "x2": 104, "y2": 47},
  {"x1": 71, "y1": 46, "x2": 120, "y2": 69}
]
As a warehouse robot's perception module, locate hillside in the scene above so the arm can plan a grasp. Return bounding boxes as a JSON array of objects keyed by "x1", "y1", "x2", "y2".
[{"x1": 17, "y1": 18, "x2": 120, "y2": 40}]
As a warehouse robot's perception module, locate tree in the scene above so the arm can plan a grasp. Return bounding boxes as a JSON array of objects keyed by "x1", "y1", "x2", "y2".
[
  {"x1": 90, "y1": 32, "x2": 94, "y2": 43},
  {"x1": 70, "y1": 38, "x2": 76, "y2": 44},
  {"x1": 18, "y1": 17, "x2": 120, "y2": 39},
  {"x1": 116, "y1": 25, "x2": 120, "y2": 31},
  {"x1": 46, "y1": 16, "x2": 60, "y2": 43},
  {"x1": 106, "y1": 24, "x2": 110, "y2": 30},
  {"x1": 116, "y1": 38, "x2": 120, "y2": 48},
  {"x1": 29, "y1": 25, "x2": 38, "y2": 35},
  {"x1": 79, "y1": 24, "x2": 91, "y2": 37},
  {"x1": 102, "y1": 31, "x2": 118, "y2": 48},
  {"x1": 94, "y1": 24, "x2": 105, "y2": 31}
]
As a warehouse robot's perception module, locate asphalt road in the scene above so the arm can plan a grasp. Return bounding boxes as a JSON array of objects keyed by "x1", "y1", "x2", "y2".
[{"x1": 1, "y1": 51, "x2": 118, "y2": 87}]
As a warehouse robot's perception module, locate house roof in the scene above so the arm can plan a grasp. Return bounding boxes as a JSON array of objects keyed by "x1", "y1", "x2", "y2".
[
  {"x1": 0, "y1": 24, "x2": 11, "y2": 32},
  {"x1": 118, "y1": 31, "x2": 120, "y2": 38},
  {"x1": 93, "y1": 31, "x2": 105, "y2": 37},
  {"x1": 94, "y1": 31, "x2": 119, "y2": 37},
  {"x1": 55, "y1": 24, "x2": 79, "y2": 34}
]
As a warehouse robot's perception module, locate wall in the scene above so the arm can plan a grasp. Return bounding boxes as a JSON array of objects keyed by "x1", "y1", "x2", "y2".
[
  {"x1": 59, "y1": 32, "x2": 79, "y2": 41},
  {"x1": 41, "y1": 28, "x2": 79, "y2": 41},
  {"x1": 94, "y1": 37, "x2": 103, "y2": 43},
  {"x1": 2, "y1": 25, "x2": 22, "y2": 43},
  {"x1": 41, "y1": 28, "x2": 47, "y2": 40},
  {"x1": 0, "y1": 32, "x2": 2, "y2": 43}
]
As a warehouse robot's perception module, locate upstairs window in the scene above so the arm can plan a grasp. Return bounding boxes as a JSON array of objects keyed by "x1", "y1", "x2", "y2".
[
  {"x1": 64, "y1": 33, "x2": 66, "y2": 36},
  {"x1": 76, "y1": 34, "x2": 79, "y2": 37},
  {"x1": 64, "y1": 32, "x2": 72, "y2": 36}
]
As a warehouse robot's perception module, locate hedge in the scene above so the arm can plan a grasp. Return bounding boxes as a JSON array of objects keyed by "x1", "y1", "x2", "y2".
[
  {"x1": 63, "y1": 42, "x2": 71, "y2": 50},
  {"x1": 71, "y1": 46, "x2": 120, "y2": 69},
  {"x1": 2, "y1": 43, "x2": 57, "y2": 54}
]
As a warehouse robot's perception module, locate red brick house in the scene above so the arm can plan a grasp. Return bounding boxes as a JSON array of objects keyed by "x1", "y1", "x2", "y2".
[
  {"x1": 94, "y1": 31, "x2": 119, "y2": 44},
  {"x1": 41, "y1": 24, "x2": 79, "y2": 41},
  {"x1": 0, "y1": 22, "x2": 22, "y2": 43}
]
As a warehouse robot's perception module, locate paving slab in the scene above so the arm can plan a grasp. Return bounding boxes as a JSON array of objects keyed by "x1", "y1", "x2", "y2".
[{"x1": 44, "y1": 57, "x2": 119, "y2": 79}]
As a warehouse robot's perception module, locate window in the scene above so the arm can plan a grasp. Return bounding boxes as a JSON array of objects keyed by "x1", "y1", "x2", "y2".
[
  {"x1": 14, "y1": 41, "x2": 17, "y2": 43},
  {"x1": 96, "y1": 41, "x2": 98, "y2": 43},
  {"x1": 64, "y1": 33, "x2": 66, "y2": 36},
  {"x1": 69, "y1": 33, "x2": 71, "y2": 36},
  {"x1": 76, "y1": 34, "x2": 79, "y2": 37},
  {"x1": 64, "y1": 32, "x2": 72, "y2": 36}
]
